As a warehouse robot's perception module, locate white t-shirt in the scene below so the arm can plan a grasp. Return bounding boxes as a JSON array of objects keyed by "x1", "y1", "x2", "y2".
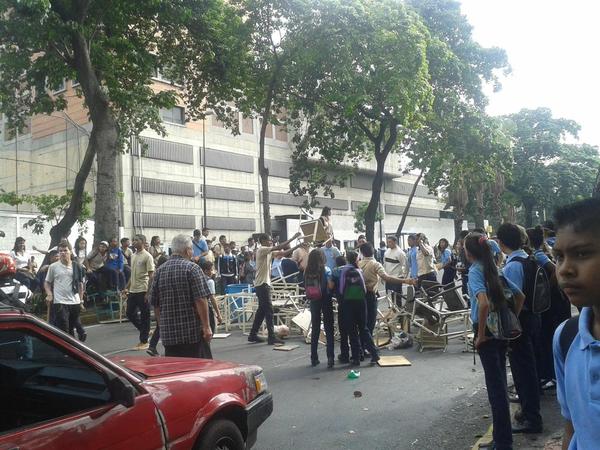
[
  {"x1": 10, "y1": 250, "x2": 30, "y2": 269},
  {"x1": 384, "y1": 246, "x2": 408, "y2": 278},
  {"x1": 207, "y1": 278, "x2": 216, "y2": 295},
  {"x1": 46, "y1": 261, "x2": 81, "y2": 305},
  {"x1": 255, "y1": 247, "x2": 273, "y2": 286}
]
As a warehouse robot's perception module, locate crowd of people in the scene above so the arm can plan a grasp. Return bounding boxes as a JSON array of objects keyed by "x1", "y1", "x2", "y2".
[{"x1": 1, "y1": 197, "x2": 599, "y2": 449}]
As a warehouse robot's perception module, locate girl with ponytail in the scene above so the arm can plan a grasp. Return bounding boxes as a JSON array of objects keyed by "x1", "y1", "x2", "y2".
[{"x1": 464, "y1": 233, "x2": 525, "y2": 450}]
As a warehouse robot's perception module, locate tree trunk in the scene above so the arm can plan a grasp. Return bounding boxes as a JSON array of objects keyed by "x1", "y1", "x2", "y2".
[
  {"x1": 523, "y1": 202, "x2": 534, "y2": 227},
  {"x1": 453, "y1": 215, "x2": 464, "y2": 245},
  {"x1": 94, "y1": 119, "x2": 119, "y2": 242},
  {"x1": 48, "y1": 135, "x2": 97, "y2": 248},
  {"x1": 395, "y1": 169, "x2": 423, "y2": 238},
  {"x1": 71, "y1": 31, "x2": 119, "y2": 244},
  {"x1": 258, "y1": 67, "x2": 281, "y2": 236},
  {"x1": 258, "y1": 115, "x2": 271, "y2": 235},
  {"x1": 474, "y1": 187, "x2": 485, "y2": 229},
  {"x1": 365, "y1": 123, "x2": 397, "y2": 244},
  {"x1": 594, "y1": 165, "x2": 600, "y2": 198}
]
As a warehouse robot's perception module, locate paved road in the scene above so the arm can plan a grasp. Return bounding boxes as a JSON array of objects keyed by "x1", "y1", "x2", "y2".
[{"x1": 85, "y1": 322, "x2": 562, "y2": 450}]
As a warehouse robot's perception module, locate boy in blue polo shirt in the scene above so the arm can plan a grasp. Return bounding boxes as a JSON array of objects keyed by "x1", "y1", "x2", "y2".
[{"x1": 552, "y1": 197, "x2": 600, "y2": 450}]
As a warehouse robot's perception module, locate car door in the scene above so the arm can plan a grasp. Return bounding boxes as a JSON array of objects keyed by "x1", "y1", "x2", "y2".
[{"x1": 0, "y1": 322, "x2": 166, "y2": 450}]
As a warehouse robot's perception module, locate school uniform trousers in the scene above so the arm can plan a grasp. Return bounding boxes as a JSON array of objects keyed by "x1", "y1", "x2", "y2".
[
  {"x1": 342, "y1": 298, "x2": 378, "y2": 361},
  {"x1": 508, "y1": 310, "x2": 543, "y2": 426}
]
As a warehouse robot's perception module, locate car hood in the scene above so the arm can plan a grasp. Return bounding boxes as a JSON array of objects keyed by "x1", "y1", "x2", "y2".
[{"x1": 110, "y1": 355, "x2": 244, "y2": 378}]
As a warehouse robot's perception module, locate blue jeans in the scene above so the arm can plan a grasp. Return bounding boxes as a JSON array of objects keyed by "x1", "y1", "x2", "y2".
[
  {"x1": 478, "y1": 337, "x2": 512, "y2": 450},
  {"x1": 310, "y1": 295, "x2": 334, "y2": 362}
]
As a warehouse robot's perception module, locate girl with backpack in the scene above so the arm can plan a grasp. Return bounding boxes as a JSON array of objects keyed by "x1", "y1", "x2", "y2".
[
  {"x1": 465, "y1": 233, "x2": 525, "y2": 450},
  {"x1": 304, "y1": 249, "x2": 335, "y2": 367}
]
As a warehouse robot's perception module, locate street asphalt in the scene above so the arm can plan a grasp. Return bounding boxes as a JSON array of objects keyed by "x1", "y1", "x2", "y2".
[{"x1": 84, "y1": 321, "x2": 563, "y2": 450}]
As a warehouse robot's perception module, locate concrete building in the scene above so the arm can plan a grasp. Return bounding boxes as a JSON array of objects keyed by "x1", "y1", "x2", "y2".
[{"x1": 0, "y1": 78, "x2": 454, "y2": 252}]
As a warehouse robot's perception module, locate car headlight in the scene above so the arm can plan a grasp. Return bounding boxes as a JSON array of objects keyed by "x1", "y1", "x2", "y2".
[{"x1": 254, "y1": 372, "x2": 268, "y2": 395}]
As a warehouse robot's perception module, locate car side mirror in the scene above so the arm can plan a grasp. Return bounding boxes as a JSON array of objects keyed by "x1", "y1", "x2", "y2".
[{"x1": 108, "y1": 375, "x2": 136, "y2": 408}]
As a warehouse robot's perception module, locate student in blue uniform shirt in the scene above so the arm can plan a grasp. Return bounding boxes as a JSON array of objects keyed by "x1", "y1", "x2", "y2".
[
  {"x1": 407, "y1": 234, "x2": 419, "y2": 279},
  {"x1": 466, "y1": 233, "x2": 525, "y2": 450},
  {"x1": 497, "y1": 223, "x2": 543, "y2": 434},
  {"x1": 552, "y1": 198, "x2": 600, "y2": 450},
  {"x1": 527, "y1": 226, "x2": 571, "y2": 389}
]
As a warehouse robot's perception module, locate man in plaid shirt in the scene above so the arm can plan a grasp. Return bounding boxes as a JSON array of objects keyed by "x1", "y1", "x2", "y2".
[{"x1": 150, "y1": 234, "x2": 213, "y2": 358}]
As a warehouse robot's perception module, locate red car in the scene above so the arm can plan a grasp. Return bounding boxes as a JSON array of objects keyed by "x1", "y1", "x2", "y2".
[{"x1": 0, "y1": 308, "x2": 273, "y2": 449}]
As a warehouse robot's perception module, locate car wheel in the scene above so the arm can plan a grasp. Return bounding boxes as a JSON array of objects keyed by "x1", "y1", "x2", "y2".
[{"x1": 195, "y1": 419, "x2": 245, "y2": 450}]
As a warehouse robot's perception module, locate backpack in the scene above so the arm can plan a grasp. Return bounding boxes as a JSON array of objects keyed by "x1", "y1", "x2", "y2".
[
  {"x1": 305, "y1": 273, "x2": 324, "y2": 300},
  {"x1": 558, "y1": 316, "x2": 580, "y2": 361},
  {"x1": 512, "y1": 256, "x2": 552, "y2": 313},
  {"x1": 339, "y1": 266, "x2": 366, "y2": 301},
  {"x1": 485, "y1": 276, "x2": 522, "y2": 341}
]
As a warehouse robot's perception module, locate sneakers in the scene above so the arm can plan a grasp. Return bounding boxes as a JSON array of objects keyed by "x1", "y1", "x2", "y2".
[
  {"x1": 146, "y1": 346, "x2": 159, "y2": 357},
  {"x1": 135, "y1": 342, "x2": 149, "y2": 350},
  {"x1": 247, "y1": 334, "x2": 265, "y2": 343}
]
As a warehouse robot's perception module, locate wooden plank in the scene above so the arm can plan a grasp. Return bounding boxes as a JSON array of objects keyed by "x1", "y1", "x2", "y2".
[
  {"x1": 377, "y1": 355, "x2": 412, "y2": 367},
  {"x1": 213, "y1": 333, "x2": 231, "y2": 339}
]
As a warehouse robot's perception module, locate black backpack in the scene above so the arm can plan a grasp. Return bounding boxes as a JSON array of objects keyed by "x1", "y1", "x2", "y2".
[
  {"x1": 512, "y1": 256, "x2": 552, "y2": 313},
  {"x1": 339, "y1": 266, "x2": 366, "y2": 301},
  {"x1": 558, "y1": 315, "x2": 580, "y2": 361}
]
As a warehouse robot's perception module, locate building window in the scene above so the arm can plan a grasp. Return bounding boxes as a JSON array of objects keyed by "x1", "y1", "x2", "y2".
[
  {"x1": 160, "y1": 106, "x2": 185, "y2": 125},
  {"x1": 52, "y1": 79, "x2": 66, "y2": 94},
  {"x1": 212, "y1": 116, "x2": 225, "y2": 128},
  {"x1": 71, "y1": 79, "x2": 80, "y2": 88},
  {"x1": 275, "y1": 125, "x2": 288, "y2": 142},
  {"x1": 241, "y1": 115, "x2": 254, "y2": 134}
]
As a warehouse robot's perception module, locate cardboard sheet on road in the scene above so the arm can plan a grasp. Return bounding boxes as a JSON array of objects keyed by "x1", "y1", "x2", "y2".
[
  {"x1": 377, "y1": 355, "x2": 412, "y2": 367},
  {"x1": 273, "y1": 344, "x2": 299, "y2": 351},
  {"x1": 213, "y1": 333, "x2": 231, "y2": 339}
]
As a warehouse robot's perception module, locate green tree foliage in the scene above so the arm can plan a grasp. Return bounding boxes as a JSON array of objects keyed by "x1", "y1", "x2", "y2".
[
  {"x1": 0, "y1": 191, "x2": 92, "y2": 236},
  {"x1": 289, "y1": 0, "x2": 509, "y2": 244},
  {"x1": 353, "y1": 203, "x2": 383, "y2": 234},
  {"x1": 289, "y1": 0, "x2": 434, "y2": 243},
  {"x1": 502, "y1": 108, "x2": 581, "y2": 226},
  {"x1": 0, "y1": 0, "x2": 245, "y2": 247},
  {"x1": 404, "y1": 0, "x2": 510, "y2": 240}
]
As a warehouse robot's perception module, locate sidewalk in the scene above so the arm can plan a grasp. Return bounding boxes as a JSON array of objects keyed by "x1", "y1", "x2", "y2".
[{"x1": 472, "y1": 391, "x2": 564, "y2": 450}]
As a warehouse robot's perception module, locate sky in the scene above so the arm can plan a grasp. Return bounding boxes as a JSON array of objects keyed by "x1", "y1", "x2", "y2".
[{"x1": 459, "y1": 0, "x2": 600, "y2": 147}]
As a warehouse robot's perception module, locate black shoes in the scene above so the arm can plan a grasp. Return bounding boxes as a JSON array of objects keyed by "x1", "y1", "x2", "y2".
[
  {"x1": 327, "y1": 357, "x2": 334, "y2": 369},
  {"x1": 338, "y1": 354, "x2": 350, "y2": 364},
  {"x1": 78, "y1": 332, "x2": 87, "y2": 342},
  {"x1": 146, "y1": 346, "x2": 159, "y2": 357},
  {"x1": 512, "y1": 420, "x2": 543, "y2": 434},
  {"x1": 248, "y1": 334, "x2": 264, "y2": 343},
  {"x1": 267, "y1": 336, "x2": 284, "y2": 345},
  {"x1": 350, "y1": 359, "x2": 361, "y2": 366},
  {"x1": 370, "y1": 354, "x2": 381, "y2": 366},
  {"x1": 311, "y1": 359, "x2": 320, "y2": 367}
]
